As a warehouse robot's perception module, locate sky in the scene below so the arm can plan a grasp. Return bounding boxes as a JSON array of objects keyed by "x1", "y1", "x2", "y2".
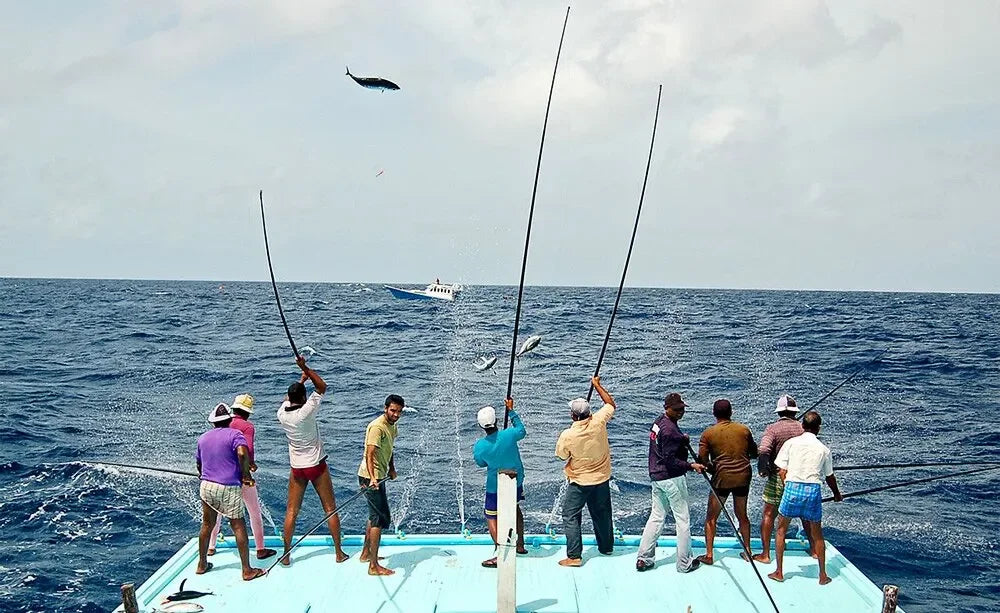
[{"x1": 1, "y1": 1, "x2": 998, "y2": 292}]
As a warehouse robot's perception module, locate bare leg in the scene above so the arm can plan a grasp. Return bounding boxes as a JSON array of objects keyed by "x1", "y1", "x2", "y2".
[
  {"x1": 516, "y1": 506, "x2": 527, "y2": 553},
  {"x1": 733, "y1": 495, "x2": 752, "y2": 560},
  {"x1": 360, "y1": 520, "x2": 372, "y2": 562},
  {"x1": 698, "y1": 493, "x2": 723, "y2": 564},
  {"x1": 808, "y1": 520, "x2": 831, "y2": 584},
  {"x1": 367, "y1": 526, "x2": 393, "y2": 575},
  {"x1": 768, "y1": 515, "x2": 791, "y2": 582},
  {"x1": 230, "y1": 517, "x2": 265, "y2": 580},
  {"x1": 197, "y1": 501, "x2": 218, "y2": 574},
  {"x1": 802, "y1": 519, "x2": 818, "y2": 558},
  {"x1": 312, "y1": 469, "x2": 349, "y2": 562},
  {"x1": 754, "y1": 502, "x2": 777, "y2": 562},
  {"x1": 281, "y1": 473, "x2": 308, "y2": 566},
  {"x1": 208, "y1": 513, "x2": 223, "y2": 555}
]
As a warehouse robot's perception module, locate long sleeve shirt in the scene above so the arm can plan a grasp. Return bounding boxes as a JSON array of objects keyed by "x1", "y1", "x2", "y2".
[
  {"x1": 648, "y1": 414, "x2": 693, "y2": 481},
  {"x1": 474, "y1": 409, "x2": 526, "y2": 493}
]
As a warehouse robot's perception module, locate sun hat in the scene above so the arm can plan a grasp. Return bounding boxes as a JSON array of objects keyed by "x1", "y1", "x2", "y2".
[
  {"x1": 775, "y1": 394, "x2": 797, "y2": 414},
  {"x1": 477, "y1": 406, "x2": 497, "y2": 428},
  {"x1": 208, "y1": 402, "x2": 233, "y2": 423},
  {"x1": 664, "y1": 392, "x2": 688, "y2": 410},
  {"x1": 231, "y1": 393, "x2": 255, "y2": 414},
  {"x1": 568, "y1": 398, "x2": 592, "y2": 419}
]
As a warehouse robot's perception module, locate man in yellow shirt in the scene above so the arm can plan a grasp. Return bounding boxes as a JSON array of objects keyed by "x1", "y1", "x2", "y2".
[
  {"x1": 358, "y1": 394, "x2": 403, "y2": 576},
  {"x1": 554, "y1": 376, "x2": 616, "y2": 567}
]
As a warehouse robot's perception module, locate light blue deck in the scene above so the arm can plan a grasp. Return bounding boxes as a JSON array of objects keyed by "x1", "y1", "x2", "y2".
[{"x1": 115, "y1": 533, "x2": 898, "y2": 612}]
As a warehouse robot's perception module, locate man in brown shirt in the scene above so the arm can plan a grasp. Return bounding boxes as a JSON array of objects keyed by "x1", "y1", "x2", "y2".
[{"x1": 696, "y1": 398, "x2": 758, "y2": 565}]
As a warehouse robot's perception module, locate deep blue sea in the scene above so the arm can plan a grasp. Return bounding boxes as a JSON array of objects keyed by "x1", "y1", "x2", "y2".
[{"x1": 1, "y1": 278, "x2": 999, "y2": 612}]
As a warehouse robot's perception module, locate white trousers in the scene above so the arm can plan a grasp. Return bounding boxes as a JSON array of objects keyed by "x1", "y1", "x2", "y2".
[{"x1": 636, "y1": 475, "x2": 694, "y2": 571}]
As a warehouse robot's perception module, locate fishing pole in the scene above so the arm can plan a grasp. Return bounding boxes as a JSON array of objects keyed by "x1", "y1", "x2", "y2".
[
  {"x1": 586, "y1": 84, "x2": 663, "y2": 402},
  {"x1": 503, "y1": 6, "x2": 570, "y2": 429},
  {"x1": 86, "y1": 461, "x2": 198, "y2": 478},
  {"x1": 265, "y1": 475, "x2": 403, "y2": 574},
  {"x1": 835, "y1": 460, "x2": 1000, "y2": 471},
  {"x1": 796, "y1": 348, "x2": 889, "y2": 420},
  {"x1": 259, "y1": 190, "x2": 300, "y2": 359},
  {"x1": 686, "y1": 443, "x2": 780, "y2": 613},
  {"x1": 823, "y1": 463, "x2": 1000, "y2": 503}
]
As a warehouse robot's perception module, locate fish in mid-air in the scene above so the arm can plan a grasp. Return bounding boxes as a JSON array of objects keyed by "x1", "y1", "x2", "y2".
[
  {"x1": 346, "y1": 66, "x2": 400, "y2": 91},
  {"x1": 474, "y1": 356, "x2": 498, "y2": 372},
  {"x1": 515, "y1": 335, "x2": 542, "y2": 359}
]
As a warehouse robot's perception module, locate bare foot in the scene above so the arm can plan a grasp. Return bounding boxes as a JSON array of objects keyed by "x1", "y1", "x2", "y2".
[
  {"x1": 752, "y1": 553, "x2": 771, "y2": 563},
  {"x1": 517, "y1": 548, "x2": 529, "y2": 555},
  {"x1": 256, "y1": 548, "x2": 277, "y2": 560},
  {"x1": 359, "y1": 555, "x2": 385, "y2": 563},
  {"x1": 207, "y1": 549, "x2": 216, "y2": 557},
  {"x1": 242, "y1": 567, "x2": 266, "y2": 581},
  {"x1": 279, "y1": 553, "x2": 291, "y2": 567},
  {"x1": 368, "y1": 564, "x2": 395, "y2": 576},
  {"x1": 195, "y1": 562, "x2": 213, "y2": 575},
  {"x1": 558, "y1": 558, "x2": 582, "y2": 567},
  {"x1": 740, "y1": 551, "x2": 752, "y2": 562},
  {"x1": 819, "y1": 574, "x2": 832, "y2": 585},
  {"x1": 696, "y1": 554, "x2": 714, "y2": 566},
  {"x1": 767, "y1": 570, "x2": 784, "y2": 582},
  {"x1": 336, "y1": 550, "x2": 349, "y2": 563}
]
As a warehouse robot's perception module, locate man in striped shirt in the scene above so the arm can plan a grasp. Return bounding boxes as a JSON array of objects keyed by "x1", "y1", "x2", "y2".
[{"x1": 753, "y1": 394, "x2": 806, "y2": 563}]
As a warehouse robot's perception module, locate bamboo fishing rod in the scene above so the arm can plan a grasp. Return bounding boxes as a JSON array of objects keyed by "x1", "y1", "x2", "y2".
[
  {"x1": 586, "y1": 84, "x2": 663, "y2": 402},
  {"x1": 260, "y1": 190, "x2": 300, "y2": 359},
  {"x1": 823, "y1": 463, "x2": 1000, "y2": 503},
  {"x1": 686, "y1": 442, "x2": 781, "y2": 613},
  {"x1": 796, "y1": 348, "x2": 889, "y2": 419},
  {"x1": 503, "y1": 6, "x2": 570, "y2": 429}
]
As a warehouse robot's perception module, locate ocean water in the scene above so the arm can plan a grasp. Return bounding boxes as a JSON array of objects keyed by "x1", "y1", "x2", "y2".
[{"x1": 1, "y1": 278, "x2": 998, "y2": 612}]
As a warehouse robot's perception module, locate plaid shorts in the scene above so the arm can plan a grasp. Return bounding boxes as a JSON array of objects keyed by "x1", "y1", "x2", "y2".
[
  {"x1": 762, "y1": 473, "x2": 786, "y2": 506},
  {"x1": 200, "y1": 480, "x2": 244, "y2": 520},
  {"x1": 778, "y1": 481, "x2": 822, "y2": 523}
]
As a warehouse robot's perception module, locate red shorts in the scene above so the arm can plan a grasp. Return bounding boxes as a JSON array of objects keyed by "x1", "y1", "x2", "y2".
[{"x1": 291, "y1": 459, "x2": 328, "y2": 483}]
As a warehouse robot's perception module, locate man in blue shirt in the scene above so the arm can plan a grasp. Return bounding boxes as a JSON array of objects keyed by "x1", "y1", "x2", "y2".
[{"x1": 473, "y1": 397, "x2": 528, "y2": 568}]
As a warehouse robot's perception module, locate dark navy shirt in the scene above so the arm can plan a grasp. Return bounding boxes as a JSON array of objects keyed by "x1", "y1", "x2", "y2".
[{"x1": 648, "y1": 414, "x2": 692, "y2": 481}]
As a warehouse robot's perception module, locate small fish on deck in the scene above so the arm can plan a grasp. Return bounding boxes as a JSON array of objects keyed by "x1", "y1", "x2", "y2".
[
  {"x1": 163, "y1": 579, "x2": 212, "y2": 603},
  {"x1": 346, "y1": 66, "x2": 400, "y2": 91}
]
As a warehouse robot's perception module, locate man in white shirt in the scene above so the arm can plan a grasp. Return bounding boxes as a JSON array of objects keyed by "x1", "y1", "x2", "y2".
[
  {"x1": 277, "y1": 356, "x2": 348, "y2": 566},
  {"x1": 767, "y1": 411, "x2": 842, "y2": 585}
]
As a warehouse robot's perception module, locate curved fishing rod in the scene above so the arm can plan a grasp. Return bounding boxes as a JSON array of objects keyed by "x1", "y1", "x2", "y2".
[
  {"x1": 586, "y1": 85, "x2": 663, "y2": 402},
  {"x1": 835, "y1": 460, "x2": 1000, "y2": 471},
  {"x1": 266, "y1": 475, "x2": 404, "y2": 574},
  {"x1": 823, "y1": 463, "x2": 1000, "y2": 503},
  {"x1": 503, "y1": 6, "x2": 571, "y2": 429},
  {"x1": 796, "y1": 348, "x2": 889, "y2": 420},
  {"x1": 260, "y1": 190, "x2": 300, "y2": 359},
  {"x1": 86, "y1": 461, "x2": 198, "y2": 478},
  {"x1": 686, "y1": 443, "x2": 780, "y2": 613}
]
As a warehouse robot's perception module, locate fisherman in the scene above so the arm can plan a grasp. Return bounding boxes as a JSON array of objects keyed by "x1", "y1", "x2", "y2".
[
  {"x1": 207, "y1": 393, "x2": 277, "y2": 560},
  {"x1": 358, "y1": 394, "x2": 404, "y2": 576},
  {"x1": 636, "y1": 392, "x2": 706, "y2": 573},
  {"x1": 473, "y1": 397, "x2": 528, "y2": 568},
  {"x1": 696, "y1": 399, "x2": 758, "y2": 565},
  {"x1": 276, "y1": 356, "x2": 348, "y2": 566},
  {"x1": 195, "y1": 403, "x2": 265, "y2": 580},
  {"x1": 768, "y1": 411, "x2": 843, "y2": 585},
  {"x1": 753, "y1": 394, "x2": 809, "y2": 563},
  {"x1": 555, "y1": 376, "x2": 617, "y2": 567}
]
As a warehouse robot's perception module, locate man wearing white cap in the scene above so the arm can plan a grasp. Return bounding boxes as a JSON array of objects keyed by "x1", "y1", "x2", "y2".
[
  {"x1": 473, "y1": 397, "x2": 528, "y2": 568},
  {"x1": 555, "y1": 376, "x2": 616, "y2": 567},
  {"x1": 195, "y1": 403, "x2": 265, "y2": 581},
  {"x1": 207, "y1": 393, "x2": 277, "y2": 560},
  {"x1": 752, "y1": 394, "x2": 806, "y2": 563}
]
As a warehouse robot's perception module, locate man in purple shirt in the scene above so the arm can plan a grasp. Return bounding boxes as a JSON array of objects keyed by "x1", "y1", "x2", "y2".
[
  {"x1": 195, "y1": 403, "x2": 264, "y2": 581},
  {"x1": 635, "y1": 392, "x2": 705, "y2": 573}
]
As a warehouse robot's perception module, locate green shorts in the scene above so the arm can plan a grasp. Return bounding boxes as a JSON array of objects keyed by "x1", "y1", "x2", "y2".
[{"x1": 763, "y1": 473, "x2": 786, "y2": 506}]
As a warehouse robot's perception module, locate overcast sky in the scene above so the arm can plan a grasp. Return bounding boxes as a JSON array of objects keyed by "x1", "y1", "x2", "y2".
[{"x1": 1, "y1": 1, "x2": 998, "y2": 292}]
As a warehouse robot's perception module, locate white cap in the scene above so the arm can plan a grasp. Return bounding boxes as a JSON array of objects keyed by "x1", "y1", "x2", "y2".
[
  {"x1": 477, "y1": 406, "x2": 497, "y2": 428},
  {"x1": 775, "y1": 394, "x2": 798, "y2": 414},
  {"x1": 568, "y1": 398, "x2": 591, "y2": 419},
  {"x1": 231, "y1": 393, "x2": 254, "y2": 414},
  {"x1": 208, "y1": 402, "x2": 233, "y2": 423}
]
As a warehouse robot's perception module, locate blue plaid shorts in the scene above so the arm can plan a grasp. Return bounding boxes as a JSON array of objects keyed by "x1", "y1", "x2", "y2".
[{"x1": 778, "y1": 481, "x2": 822, "y2": 522}]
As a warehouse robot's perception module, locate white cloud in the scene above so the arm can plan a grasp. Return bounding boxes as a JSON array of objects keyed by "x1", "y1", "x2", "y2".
[{"x1": 689, "y1": 107, "x2": 748, "y2": 149}]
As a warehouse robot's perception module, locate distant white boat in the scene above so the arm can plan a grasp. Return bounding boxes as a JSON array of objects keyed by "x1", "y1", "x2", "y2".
[{"x1": 384, "y1": 280, "x2": 462, "y2": 302}]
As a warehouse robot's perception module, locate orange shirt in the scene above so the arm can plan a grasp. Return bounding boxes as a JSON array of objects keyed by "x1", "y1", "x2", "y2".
[{"x1": 555, "y1": 403, "x2": 615, "y2": 486}]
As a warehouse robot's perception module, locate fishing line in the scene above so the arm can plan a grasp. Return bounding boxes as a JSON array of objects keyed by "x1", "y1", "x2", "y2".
[
  {"x1": 687, "y1": 442, "x2": 781, "y2": 613},
  {"x1": 835, "y1": 460, "x2": 1000, "y2": 471},
  {"x1": 259, "y1": 190, "x2": 300, "y2": 359},
  {"x1": 86, "y1": 461, "x2": 198, "y2": 478},
  {"x1": 796, "y1": 348, "x2": 889, "y2": 419},
  {"x1": 586, "y1": 84, "x2": 662, "y2": 402},
  {"x1": 823, "y1": 464, "x2": 1000, "y2": 503},
  {"x1": 503, "y1": 6, "x2": 571, "y2": 429}
]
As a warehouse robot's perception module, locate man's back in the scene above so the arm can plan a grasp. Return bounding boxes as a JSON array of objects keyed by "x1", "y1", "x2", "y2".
[
  {"x1": 556, "y1": 404, "x2": 615, "y2": 486},
  {"x1": 277, "y1": 391, "x2": 324, "y2": 468},
  {"x1": 474, "y1": 411, "x2": 526, "y2": 491},
  {"x1": 197, "y1": 428, "x2": 246, "y2": 486},
  {"x1": 778, "y1": 432, "x2": 832, "y2": 484},
  {"x1": 699, "y1": 421, "x2": 757, "y2": 489}
]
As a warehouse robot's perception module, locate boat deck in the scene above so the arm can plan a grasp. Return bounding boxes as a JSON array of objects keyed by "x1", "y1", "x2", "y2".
[{"x1": 116, "y1": 533, "x2": 897, "y2": 612}]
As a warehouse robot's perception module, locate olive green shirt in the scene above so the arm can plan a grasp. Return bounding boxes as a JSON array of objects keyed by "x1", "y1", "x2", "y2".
[{"x1": 358, "y1": 414, "x2": 398, "y2": 480}]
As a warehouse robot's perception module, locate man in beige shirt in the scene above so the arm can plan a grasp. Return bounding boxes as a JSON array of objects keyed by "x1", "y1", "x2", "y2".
[{"x1": 554, "y1": 376, "x2": 616, "y2": 567}]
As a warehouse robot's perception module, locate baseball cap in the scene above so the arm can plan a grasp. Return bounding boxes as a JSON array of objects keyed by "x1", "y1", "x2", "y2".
[
  {"x1": 231, "y1": 393, "x2": 254, "y2": 414},
  {"x1": 664, "y1": 393, "x2": 687, "y2": 410},
  {"x1": 568, "y1": 398, "x2": 592, "y2": 419},
  {"x1": 477, "y1": 406, "x2": 497, "y2": 428},
  {"x1": 208, "y1": 402, "x2": 233, "y2": 423},
  {"x1": 775, "y1": 394, "x2": 797, "y2": 414}
]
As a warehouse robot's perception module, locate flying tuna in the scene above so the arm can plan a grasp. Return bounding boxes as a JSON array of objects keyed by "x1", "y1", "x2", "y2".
[
  {"x1": 474, "y1": 356, "x2": 498, "y2": 371},
  {"x1": 516, "y1": 335, "x2": 542, "y2": 359},
  {"x1": 346, "y1": 66, "x2": 400, "y2": 91}
]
